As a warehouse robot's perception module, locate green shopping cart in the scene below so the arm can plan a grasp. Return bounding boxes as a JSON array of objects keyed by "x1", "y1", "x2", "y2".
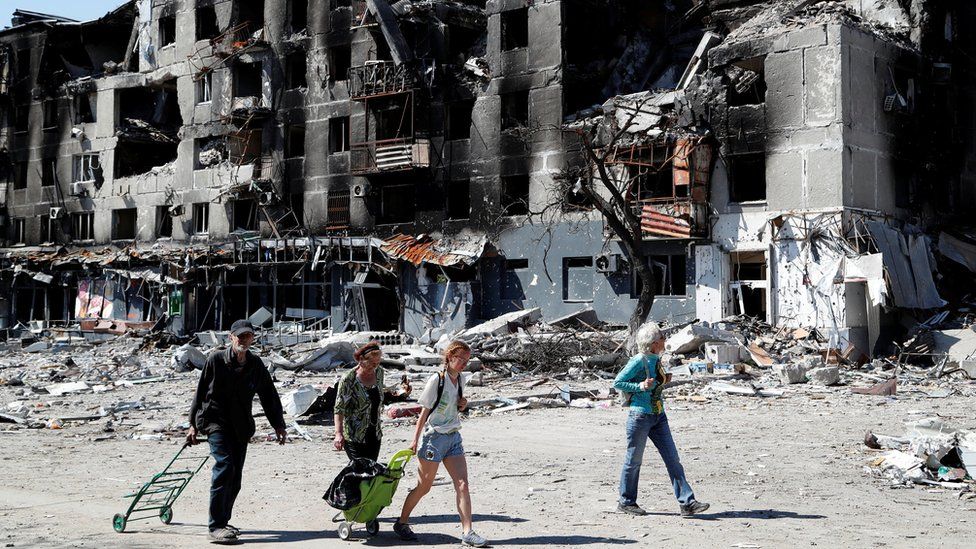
[
  {"x1": 329, "y1": 449, "x2": 414, "y2": 540},
  {"x1": 112, "y1": 440, "x2": 210, "y2": 533}
]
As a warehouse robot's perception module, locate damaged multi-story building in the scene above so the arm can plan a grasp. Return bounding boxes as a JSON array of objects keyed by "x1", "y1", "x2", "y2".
[{"x1": 0, "y1": 0, "x2": 974, "y2": 357}]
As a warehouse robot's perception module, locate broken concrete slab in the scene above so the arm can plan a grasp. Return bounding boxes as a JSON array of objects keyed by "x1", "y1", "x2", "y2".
[
  {"x1": 665, "y1": 323, "x2": 740, "y2": 355},
  {"x1": 171, "y1": 343, "x2": 207, "y2": 372},
  {"x1": 44, "y1": 381, "x2": 90, "y2": 396},
  {"x1": 460, "y1": 308, "x2": 542, "y2": 339},
  {"x1": 807, "y1": 366, "x2": 840, "y2": 386},
  {"x1": 774, "y1": 363, "x2": 808, "y2": 384},
  {"x1": 547, "y1": 307, "x2": 599, "y2": 329}
]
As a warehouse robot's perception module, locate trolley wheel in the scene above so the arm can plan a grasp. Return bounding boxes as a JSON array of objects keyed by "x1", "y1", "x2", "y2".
[
  {"x1": 112, "y1": 513, "x2": 127, "y2": 533},
  {"x1": 365, "y1": 520, "x2": 379, "y2": 535},
  {"x1": 159, "y1": 506, "x2": 173, "y2": 524},
  {"x1": 338, "y1": 521, "x2": 352, "y2": 540}
]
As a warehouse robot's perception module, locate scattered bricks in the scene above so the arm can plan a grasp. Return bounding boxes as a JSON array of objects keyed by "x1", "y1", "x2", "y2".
[{"x1": 807, "y1": 366, "x2": 840, "y2": 386}]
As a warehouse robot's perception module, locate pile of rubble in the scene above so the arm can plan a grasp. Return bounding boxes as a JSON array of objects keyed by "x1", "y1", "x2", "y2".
[{"x1": 863, "y1": 417, "x2": 976, "y2": 493}]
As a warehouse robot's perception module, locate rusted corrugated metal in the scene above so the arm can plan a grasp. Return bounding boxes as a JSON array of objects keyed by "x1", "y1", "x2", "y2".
[
  {"x1": 380, "y1": 233, "x2": 486, "y2": 267},
  {"x1": 641, "y1": 207, "x2": 693, "y2": 238}
]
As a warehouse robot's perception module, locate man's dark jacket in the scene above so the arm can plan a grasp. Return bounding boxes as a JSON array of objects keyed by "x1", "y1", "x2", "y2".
[{"x1": 189, "y1": 347, "x2": 286, "y2": 441}]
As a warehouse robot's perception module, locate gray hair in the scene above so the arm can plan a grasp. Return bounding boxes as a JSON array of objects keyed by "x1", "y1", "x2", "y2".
[{"x1": 636, "y1": 322, "x2": 664, "y2": 354}]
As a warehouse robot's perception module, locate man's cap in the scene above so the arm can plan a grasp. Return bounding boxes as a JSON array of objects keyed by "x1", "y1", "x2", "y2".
[{"x1": 231, "y1": 319, "x2": 255, "y2": 336}]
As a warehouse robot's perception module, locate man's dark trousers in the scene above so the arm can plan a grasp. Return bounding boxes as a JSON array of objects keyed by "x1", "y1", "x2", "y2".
[{"x1": 208, "y1": 430, "x2": 249, "y2": 531}]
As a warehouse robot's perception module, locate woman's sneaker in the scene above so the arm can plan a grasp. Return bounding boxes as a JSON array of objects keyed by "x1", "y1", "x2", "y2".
[
  {"x1": 393, "y1": 521, "x2": 418, "y2": 541},
  {"x1": 680, "y1": 500, "x2": 710, "y2": 517},
  {"x1": 461, "y1": 530, "x2": 488, "y2": 547}
]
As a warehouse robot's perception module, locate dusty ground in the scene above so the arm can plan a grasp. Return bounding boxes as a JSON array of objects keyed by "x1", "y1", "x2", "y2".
[{"x1": 1, "y1": 370, "x2": 975, "y2": 549}]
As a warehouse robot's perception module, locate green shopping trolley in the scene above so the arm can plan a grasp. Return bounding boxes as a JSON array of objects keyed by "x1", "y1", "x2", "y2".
[
  {"x1": 330, "y1": 449, "x2": 414, "y2": 540},
  {"x1": 112, "y1": 440, "x2": 210, "y2": 533}
]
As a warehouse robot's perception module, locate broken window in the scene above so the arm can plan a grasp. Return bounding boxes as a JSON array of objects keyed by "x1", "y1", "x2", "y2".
[
  {"x1": 196, "y1": 72, "x2": 212, "y2": 103},
  {"x1": 286, "y1": 51, "x2": 308, "y2": 89},
  {"x1": 233, "y1": 62, "x2": 262, "y2": 98},
  {"x1": 196, "y1": 4, "x2": 220, "y2": 40},
  {"x1": 726, "y1": 58, "x2": 766, "y2": 106},
  {"x1": 192, "y1": 202, "x2": 210, "y2": 234},
  {"x1": 286, "y1": 125, "x2": 306, "y2": 158},
  {"x1": 155, "y1": 205, "x2": 173, "y2": 238},
  {"x1": 329, "y1": 44, "x2": 351, "y2": 81},
  {"x1": 447, "y1": 100, "x2": 473, "y2": 140},
  {"x1": 73, "y1": 154, "x2": 99, "y2": 182},
  {"x1": 42, "y1": 100, "x2": 57, "y2": 132},
  {"x1": 446, "y1": 179, "x2": 470, "y2": 220},
  {"x1": 13, "y1": 161, "x2": 27, "y2": 189},
  {"x1": 73, "y1": 211, "x2": 94, "y2": 241},
  {"x1": 501, "y1": 8, "x2": 529, "y2": 51},
  {"x1": 501, "y1": 174, "x2": 529, "y2": 215},
  {"x1": 232, "y1": 200, "x2": 258, "y2": 231},
  {"x1": 39, "y1": 214, "x2": 52, "y2": 244},
  {"x1": 730, "y1": 251, "x2": 767, "y2": 317},
  {"x1": 501, "y1": 258, "x2": 528, "y2": 300},
  {"x1": 112, "y1": 208, "x2": 137, "y2": 240},
  {"x1": 727, "y1": 152, "x2": 766, "y2": 203},
  {"x1": 236, "y1": 0, "x2": 265, "y2": 33},
  {"x1": 377, "y1": 183, "x2": 416, "y2": 225},
  {"x1": 195, "y1": 137, "x2": 227, "y2": 169},
  {"x1": 329, "y1": 116, "x2": 349, "y2": 153},
  {"x1": 327, "y1": 189, "x2": 351, "y2": 229},
  {"x1": 115, "y1": 83, "x2": 181, "y2": 176},
  {"x1": 501, "y1": 90, "x2": 529, "y2": 130},
  {"x1": 159, "y1": 15, "x2": 177, "y2": 47},
  {"x1": 562, "y1": 257, "x2": 594, "y2": 302},
  {"x1": 15, "y1": 48, "x2": 29, "y2": 78},
  {"x1": 289, "y1": 0, "x2": 308, "y2": 33},
  {"x1": 11, "y1": 218, "x2": 25, "y2": 244},
  {"x1": 14, "y1": 104, "x2": 29, "y2": 133},
  {"x1": 632, "y1": 255, "x2": 687, "y2": 297},
  {"x1": 41, "y1": 156, "x2": 56, "y2": 187},
  {"x1": 74, "y1": 93, "x2": 95, "y2": 124}
]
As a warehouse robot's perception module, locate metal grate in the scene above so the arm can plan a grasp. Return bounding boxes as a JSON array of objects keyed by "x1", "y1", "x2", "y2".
[{"x1": 327, "y1": 190, "x2": 351, "y2": 230}]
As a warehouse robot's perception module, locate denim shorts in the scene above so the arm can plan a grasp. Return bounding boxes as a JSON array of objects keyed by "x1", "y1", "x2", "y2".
[{"x1": 418, "y1": 430, "x2": 464, "y2": 462}]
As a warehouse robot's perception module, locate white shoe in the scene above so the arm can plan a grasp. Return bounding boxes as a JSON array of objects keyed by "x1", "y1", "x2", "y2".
[{"x1": 461, "y1": 530, "x2": 487, "y2": 547}]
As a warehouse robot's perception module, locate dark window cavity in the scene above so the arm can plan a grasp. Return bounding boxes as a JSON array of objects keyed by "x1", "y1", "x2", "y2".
[
  {"x1": 378, "y1": 183, "x2": 416, "y2": 225},
  {"x1": 329, "y1": 44, "x2": 351, "y2": 81},
  {"x1": 501, "y1": 174, "x2": 529, "y2": 216},
  {"x1": 329, "y1": 116, "x2": 350, "y2": 153},
  {"x1": 286, "y1": 125, "x2": 306, "y2": 158},
  {"x1": 446, "y1": 179, "x2": 470, "y2": 220},
  {"x1": 501, "y1": 8, "x2": 529, "y2": 51},
  {"x1": 563, "y1": 257, "x2": 594, "y2": 302},
  {"x1": 447, "y1": 100, "x2": 474, "y2": 140},
  {"x1": 113, "y1": 208, "x2": 138, "y2": 240},
  {"x1": 159, "y1": 15, "x2": 177, "y2": 47},
  {"x1": 727, "y1": 152, "x2": 766, "y2": 203},
  {"x1": 286, "y1": 51, "x2": 308, "y2": 89},
  {"x1": 501, "y1": 90, "x2": 529, "y2": 130}
]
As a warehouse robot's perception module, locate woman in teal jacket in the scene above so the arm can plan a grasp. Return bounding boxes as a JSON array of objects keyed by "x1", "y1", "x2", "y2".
[{"x1": 614, "y1": 321, "x2": 710, "y2": 517}]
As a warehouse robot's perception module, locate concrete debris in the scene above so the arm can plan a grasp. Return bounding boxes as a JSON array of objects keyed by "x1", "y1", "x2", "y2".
[
  {"x1": 864, "y1": 417, "x2": 976, "y2": 488},
  {"x1": 807, "y1": 366, "x2": 840, "y2": 386}
]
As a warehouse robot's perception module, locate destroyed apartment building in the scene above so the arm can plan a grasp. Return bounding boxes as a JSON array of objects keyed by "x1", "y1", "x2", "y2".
[{"x1": 0, "y1": 0, "x2": 974, "y2": 358}]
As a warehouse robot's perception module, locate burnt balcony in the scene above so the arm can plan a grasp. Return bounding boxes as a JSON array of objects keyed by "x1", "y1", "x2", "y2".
[
  {"x1": 349, "y1": 62, "x2": 413, "y2": 100},
  {"x1": 350, "y1": 138, "x2": 430, "y2": 175}
]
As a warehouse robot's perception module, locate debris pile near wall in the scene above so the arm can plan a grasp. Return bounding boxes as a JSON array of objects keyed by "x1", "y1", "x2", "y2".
[{"x1": 863, "y1": 417, "x2": 976, "y2": 492}]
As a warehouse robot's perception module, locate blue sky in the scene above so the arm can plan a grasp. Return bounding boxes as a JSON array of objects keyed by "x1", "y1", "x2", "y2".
[{"x1": 0, "y1": 0, "x2": 126, "y2": 28}]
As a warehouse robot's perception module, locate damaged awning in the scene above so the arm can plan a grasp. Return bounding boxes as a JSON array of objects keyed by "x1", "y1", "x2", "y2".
[
  {"x1": 380, "y1": 233, "x2": 486, "y2": 268},
  {"x1": 865, "y1": 221, "x2": 945, "y2": 310}
]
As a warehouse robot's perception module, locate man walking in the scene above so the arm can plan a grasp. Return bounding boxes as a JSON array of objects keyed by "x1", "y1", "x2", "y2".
[{"x1": 187, "y1": 319, "x2": 287, "y2": 544}]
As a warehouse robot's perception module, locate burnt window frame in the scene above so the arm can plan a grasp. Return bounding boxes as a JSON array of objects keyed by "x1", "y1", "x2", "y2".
[
  {"x1": 286, "y1": 50, "x2": 308, "y2": 89},
  {"x1": 155, "y1": 205, "x2": 174, "y2": 238},
  {"x1": 196, "y1": 71, "x2": 213, "y2": 104},
  {"x1": 500, "y1": 8, "x2": 529, "y2": 51},
  {"x1": 112, "y1": 208, "x2": 138, "y2": 240},
  {"x1": 727, "y1": 152, "x2": 767, "y2": 204},
  {"x1": 285, "y1": 124, "x2": 306, "y2": 159},
  {"x1": 196, "y1": 4, "x2": 220, "y2": 40},
  {"x1": 329, "y1": 44, "x2": 351, "y2": 82},
  {"x1": 11, "y1": 218, "x2": 26, "y2": 244},
  {"x1": 329, "y1": 116, "x2": 350, "y2": 154},
  {"x1": 159, "y1": 14, "x2": 177, "y2": 47},
  {"x1": 500, "y1": 90, "x2": 529, "y2": 130},
  {"x1": 192, "y1": 202, "x2": 210, "y2": 235},
  {"x1": 446, "y1": 178, "x2": 471, "y2": 220},
  {"x1": 72, "y1": 211, "x2": 95, "y2": 241}
]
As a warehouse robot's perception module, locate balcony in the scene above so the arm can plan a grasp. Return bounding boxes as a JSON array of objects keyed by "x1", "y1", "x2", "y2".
[
  {"x1": 350, "y1": 138, "x2": 430, "y2": 175},
  {"x1": 349, "y1": 62, "x2": 413, "y2": 100}
]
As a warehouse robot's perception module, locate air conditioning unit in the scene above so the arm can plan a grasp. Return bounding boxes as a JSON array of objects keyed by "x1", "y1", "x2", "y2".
[
  {"x1": 168, "y1": 204, "x2": 185, "y2": 217},
  {"x1": 595, "y1": 253, "x2": 625, "y2": 274},
  {"x1": 70, "y1": 182, "x2": 89, "y2": 196},
  {"x1": 257, "y1": 192, "x2": 275, "y2": 205},
  {"x1": 49, "y1": 207, "x2": 65, "y2": 219},
  {"x1": 351, "y1": 182, "x2": 370, "y2": 198}
]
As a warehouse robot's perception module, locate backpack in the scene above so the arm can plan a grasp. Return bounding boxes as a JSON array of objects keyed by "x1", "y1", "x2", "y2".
[
  {"x1": 434, "y1": 370, "x2": 463, "y2": 410},
  {"x1": 616, "y1": 356, "x2": 652, "y2": 407}
]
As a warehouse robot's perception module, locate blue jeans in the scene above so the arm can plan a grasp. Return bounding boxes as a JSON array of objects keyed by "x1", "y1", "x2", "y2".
[
  {"x1": 619, "y1": 410, "x2": 695, "y2": 506},
  {"x1": 208, "y1": 430, "x2": 249, "y2": 531}
]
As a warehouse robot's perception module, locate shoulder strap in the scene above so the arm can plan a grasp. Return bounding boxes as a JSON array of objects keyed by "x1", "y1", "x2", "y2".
[{"x1": 435, "y1": 371, "x2": 445, "y2": 408}]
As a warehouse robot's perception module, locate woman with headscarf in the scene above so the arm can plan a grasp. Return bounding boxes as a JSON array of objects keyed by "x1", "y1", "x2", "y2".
[{"x1": 333, "y1": 342, "x2": 386, "y2": 461}]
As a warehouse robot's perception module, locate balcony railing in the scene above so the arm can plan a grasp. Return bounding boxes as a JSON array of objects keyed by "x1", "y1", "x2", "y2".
[
  {"x1": 350, "y1": 138, "x2": 430, "y2": 175},
  {"x1": 348, "y1": 62, "x2": 412, "y2": 99}
]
